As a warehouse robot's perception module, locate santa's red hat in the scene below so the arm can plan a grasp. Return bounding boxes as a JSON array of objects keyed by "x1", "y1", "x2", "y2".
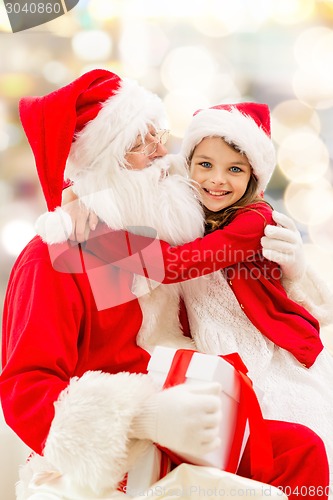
[
  {"x1": 19, "y1": 69, "x2": 166, "y2": 212},
  {"x1": 181, "y1": 102, "x2": 276, "y2": 193}
]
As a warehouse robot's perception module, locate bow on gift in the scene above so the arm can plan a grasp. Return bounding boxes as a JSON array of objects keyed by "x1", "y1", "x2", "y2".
[{"x1": 158, "y1": 349, "x2": 273, "y2": 478}]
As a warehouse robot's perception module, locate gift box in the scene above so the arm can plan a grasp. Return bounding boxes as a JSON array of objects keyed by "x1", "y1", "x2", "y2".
[
  {"x1": 132, "y1": 463, "x2": 288, "y2": 500},
  {"x1": 147, "y1": 346, "x2": 245, "y2": 471},
  {"x1": 147, "y1": 347, "x2": 272, "y2": 476},
  {"x1": 125, "y1": 347, "x2": 272, "y2": 496},
  {"x1": 125, "y1": 445, "x2": 167, "y2": 497}
]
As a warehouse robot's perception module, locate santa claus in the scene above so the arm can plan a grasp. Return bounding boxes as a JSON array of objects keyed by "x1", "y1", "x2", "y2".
[{"x1": 0, "y1": 69, "x2": 330, "y2": 500}]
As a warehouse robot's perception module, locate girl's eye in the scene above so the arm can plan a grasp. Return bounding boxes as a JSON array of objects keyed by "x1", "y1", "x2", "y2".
[
  {"x1": 200, "y1": 162, "x2": 212, "y2": 168},
  {"x1": 230, "y1": 166, "x2": 241, "y2": 173}
]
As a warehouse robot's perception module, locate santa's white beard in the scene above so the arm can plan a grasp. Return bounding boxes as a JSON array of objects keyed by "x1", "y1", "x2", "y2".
[
  {"x1": 34, "y1": 155, "x2": 203, "y2": 362},
  {"x1": 73, "y1": 154, "x2": 205, "y2": 245}
]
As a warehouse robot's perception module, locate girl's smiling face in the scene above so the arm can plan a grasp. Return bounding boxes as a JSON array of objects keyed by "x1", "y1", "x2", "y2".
[{"x1": 189, "y1": 137, "x2": 252, "y2": 212}]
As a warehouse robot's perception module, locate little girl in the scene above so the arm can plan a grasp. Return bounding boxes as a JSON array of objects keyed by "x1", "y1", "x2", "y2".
[
  {"x1": 84, "y1": 102, "x2": 333, "y2": 487},
  {"x1": 177, "y1": 102, "x2": 333, "y2": 487}
]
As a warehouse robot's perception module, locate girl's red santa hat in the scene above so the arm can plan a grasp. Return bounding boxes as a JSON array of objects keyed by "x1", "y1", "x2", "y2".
[{"x1": 181, "y1": 102, "x2": 276, "y2": 194}]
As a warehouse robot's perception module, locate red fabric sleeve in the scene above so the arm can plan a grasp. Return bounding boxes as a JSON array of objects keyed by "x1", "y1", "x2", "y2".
[
  {"x1": 83, "y1": 203, "x2": 271, "y2": 284},
  {"x1": 63, "y1": 178, "x2": 73, "y2": 190},
  {"x1": 179, "y1": 298, "x2": 191, "y2": 338},
  {"x1": 1, "y1": 251, "x2": 84, "y2": 453}
]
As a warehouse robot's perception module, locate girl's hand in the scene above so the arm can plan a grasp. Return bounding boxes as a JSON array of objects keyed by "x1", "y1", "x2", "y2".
[
  {"x1": 261, "y1": 210, "x2": 306, "y2": 281},
  {"x1": 62, "y1": 187, "x2": 98, "y2": 243}
]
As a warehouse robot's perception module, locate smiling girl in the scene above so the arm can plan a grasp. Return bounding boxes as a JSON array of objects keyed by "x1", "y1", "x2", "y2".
[{"x1": 179, "y1": 103, "x2": 333, "y2": 489}]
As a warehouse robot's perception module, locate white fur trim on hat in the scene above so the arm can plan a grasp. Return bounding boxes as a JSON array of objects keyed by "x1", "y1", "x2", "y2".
[
  {"x1": 181, "y1": 108, "x2": 276, "y2": 193},
  {"x1": 35, "y1": 208, "x2": 73, "y2": 244},
  {"x1": 65, "y1": 78, "x2": 167, "y2": 183}
]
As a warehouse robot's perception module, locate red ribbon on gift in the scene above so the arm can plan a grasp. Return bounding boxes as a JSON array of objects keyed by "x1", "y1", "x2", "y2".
[{"x1": 158, "y1": 349, "x2": 273, "y2": 478}]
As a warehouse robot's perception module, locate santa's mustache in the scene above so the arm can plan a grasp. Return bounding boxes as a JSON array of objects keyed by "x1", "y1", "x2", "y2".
[{"x1": 75, "y1": 154, "x2": 205, "y2": 245}]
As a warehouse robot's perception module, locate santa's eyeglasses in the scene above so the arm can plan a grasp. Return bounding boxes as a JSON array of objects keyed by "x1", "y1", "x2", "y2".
[{"x1": 127, "y1": 130, "x2": 170, "y2": 157}]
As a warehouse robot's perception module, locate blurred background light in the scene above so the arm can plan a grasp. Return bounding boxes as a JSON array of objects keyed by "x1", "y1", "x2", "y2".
[
  {"x1": 0, "y1": 131, "x2": 10, "y2": 151},
  {"x1": 207, "y1": 73, "x2": 242, "y2": 104},
  {"x1": 164, "y1": 90, "x2": 210, "y2": 138},
  {"x1": 119, "y1": 21, "x2": 169, "y2": 78},
  {"x1": 118, "y1": 0, "x2": 209, "y2": 18},
  {"x1": 88, "y1": 0, "x2": 118, "y2": 21},
  {"x1": 192, "y1": 0, "x2": 246, "y2": 36},
  {"x1": 277, "y1": 131, "x2": 329, "y2": 183},
  {"x1": 293, "y1": 26, "x2": 333, "y2": 108},
  {"x1": 193, "y1": 0, "x2": 272, "y2": 36},
  {"x1": 72, "y1": 30, "x2": 113, "y2": 61},
  {"x1": 0, "y1": 181, "x2": 12, "y2": 206},
  {"x1": 271, "y1": 99, "x2": 321, "y2": 145},
  {"x1": 284, "y1": 179, "x2": 333, "y2": 225},
  {"x1": 161, "y1": 46, "x2": 217, "y2": 92},
  {"x1": 293, "y1": 69, "x2": 333, "y2": 109},
  {"x1": 0, "y1": 74, "x2": 34, "y2": 98},
  {"x1": 42, "y1": 61, "x2": 71, "y2": 84},
  {"x1": 1, "y1": 219, "x2": 36, "y2": 257},
  {"x1": 0, "y1": 0, "x2": 10, "y2": 32},
  {"x1": 294, "y1": 26, "x2": 332, "y2": 68},
  {"x1": 0, "y1": 124, "x2": 21, "y2": 151},
  {"x1": 270, "y1": 0, "x2": 315, "y2": 25}
]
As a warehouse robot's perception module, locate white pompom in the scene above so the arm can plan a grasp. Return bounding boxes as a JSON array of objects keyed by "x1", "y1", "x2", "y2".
[{"x1": 35, "y1": 208, "x2": 73, "y2": 244}]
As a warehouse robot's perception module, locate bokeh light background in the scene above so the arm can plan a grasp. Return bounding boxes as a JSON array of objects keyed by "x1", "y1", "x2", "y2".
[{"x1": 1, "y1": 3, "x2": 333, "y2": 490}]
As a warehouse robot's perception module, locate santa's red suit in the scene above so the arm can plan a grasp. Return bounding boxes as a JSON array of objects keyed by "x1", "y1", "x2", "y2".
[
  {"x1": 0, "y1": 70, "x2": 330, "y2": 499},
  {"x1": 1, "y1": 224, "x2": 330, "y2": 499}
]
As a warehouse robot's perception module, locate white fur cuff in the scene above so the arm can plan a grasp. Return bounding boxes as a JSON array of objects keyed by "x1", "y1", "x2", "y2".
[
  {"x1": 43, "y1": 371, "x2": 156, "y2": 496},
  {"x1": 283, "y1": 266, "x2": 333, "y2": 326}
]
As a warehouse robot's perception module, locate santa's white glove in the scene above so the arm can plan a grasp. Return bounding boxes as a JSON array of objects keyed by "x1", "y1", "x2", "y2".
[
  {"x1": 261, "y1": 210, "x2": 306, "y2": 282},
  {"x1": 130, "y1": 382, "x2": 222, "y2": 458}
]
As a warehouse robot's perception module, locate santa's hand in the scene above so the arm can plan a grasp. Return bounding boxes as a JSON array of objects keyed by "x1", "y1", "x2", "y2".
[
  {"x1": 62, "y1": 186, "x2": 98, "y2": 243},
  {"x1": 261, "y1": 210, "x2": 306, "y2": 281},
  {"x1": 130, "y1": 382, "x2": 222, "y2": 458}
]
